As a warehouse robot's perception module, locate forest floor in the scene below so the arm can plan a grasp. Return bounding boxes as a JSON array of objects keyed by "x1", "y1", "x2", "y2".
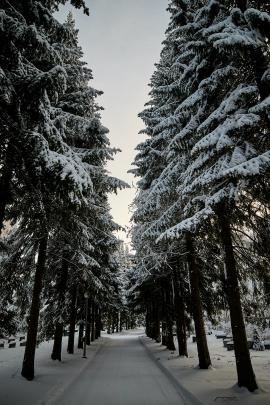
[{"x1": 142, "y1": 332, "x2": 270, "y2": 405}]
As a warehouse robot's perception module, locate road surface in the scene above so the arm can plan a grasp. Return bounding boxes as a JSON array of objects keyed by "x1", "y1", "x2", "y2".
[{"x1": 55, "y1": 331, "x2": 185, "y2": 405}]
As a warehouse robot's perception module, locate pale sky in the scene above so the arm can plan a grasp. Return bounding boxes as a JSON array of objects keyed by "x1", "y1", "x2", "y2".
[{"x1": 58, "y1": 0, "x2": 169, "y2": 244}]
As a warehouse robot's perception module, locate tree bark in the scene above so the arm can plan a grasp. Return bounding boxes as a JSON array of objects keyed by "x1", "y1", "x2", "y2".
[
  {"x1": 78, "y1": 322, "x2": 84, "y2": 349},
  {"x1": 114, "y1": 312, "x2": 118, "y2": 333},
  {"x1": 218, "y1": 208, "x2": 257, "y2": 391},
  {"x1": 119, "y1": 312, "x2": 123, "y2": 332},
  {"x1": 98, "y1": 308, "x2": 102, "y2": 337},
  {"x1": 186, "y1": 233, "x2": 211, "y2": 369},
  {"x1": 51, "y1": 255, "x2": 69, "y2": 361},
  {"x1": 147, "y1": 302, "x2": 154, "y2": 339},
  {"x1": 107, "y1": 313, "x2": 112, "y2": 334},
  {"x1": 51, "y1": 323, "x2": 63, "y2": 361},
  {"x1": 161, "y1": 321, "x2": 167, "y2": 346},
  {"x1": 164, "y1": 280, "x2": 176, "y2": 351},
  {"x1": 91, "y1": 301, "x2": 96, "y2": 342},
  {"x1": 145, "y1": 306, "x2": 150, "y2": 337},
  {"x1": 86, "y1": 299, "x2": 91, "y2": 345},
  {"x1": 153, "y1": 300, "x2": 161, "y2": 342},
  {"x1": 21, "y1": 234, "x2": 48, "y2": 380},
  {"x1": 95, "y1": 306, "x2": 100, "y2": 339},
  {"x1": 67, "y1": 285, "x2": 77, "y2": 354},
  {"x1": 173, "y1": 272, "x2": 188, "y2": 357},
  {"x1": 161, "y1": 286, "x2": 167, "y2": 346}
]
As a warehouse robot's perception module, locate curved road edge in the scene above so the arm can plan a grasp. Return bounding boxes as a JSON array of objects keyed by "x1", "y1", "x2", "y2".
[{"x1": 139, "y1": 336, "x2": 205, "y2": 405}]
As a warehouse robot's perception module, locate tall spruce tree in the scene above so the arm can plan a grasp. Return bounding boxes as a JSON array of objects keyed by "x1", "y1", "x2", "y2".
[
  {"x1": 43, "y1": 12, "x2": 127, "y2": 361},
  {"x1": 131, "y1": 0, "x2": 212, "y2": 367},
  {"x1": 0, "y1": 0, "x2": 127, "y2": 380},
  {"x1": 131, "y1": 0, "x2": 269, "y2": 389},
  {"x1": 157, "y1": 0, "x2": 270, "y2": 392}
]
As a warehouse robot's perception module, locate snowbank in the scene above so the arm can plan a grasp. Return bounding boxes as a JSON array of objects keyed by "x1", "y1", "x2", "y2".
[
  {"x1": 0, "y1": 335, "x2": 107, "y2": 405},
  {"x1": 141, "y1": 333, "x2": 270, "y2": 404}
]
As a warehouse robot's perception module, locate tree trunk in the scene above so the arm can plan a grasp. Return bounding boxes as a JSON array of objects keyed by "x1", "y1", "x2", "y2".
[
  {"x1": 161, "y1": 286, "x2": 167, "y2": 346},
  {"x1": 78, "y1": 322, "x2": 84, "y2": 349},
  {"x1": 111, "y1": 314, "x2": 114, "y2": 333},
  {"x1": 91, "y1": 301, "x2": 96, "y2": 342},
  {"x1": 95, "y1": 305, "x2": 100, "y2": 339},
  {"x1": 98, "y1": 308, "x2": 102, "y2": 337},
  {"x1": 67, "y1": 286, "x2": 77, "y2": 354},
  {"x1": 173, "y1": 272, "x2": 188, "y2": 357},
  {"x1": 164, "y1": 280, "x2": 176, "y2": 351},
  {"x1": 186, "y1": 234, "x2": 211, "y2": 369},
  {"x1": 21, "y1": 234, "x2": 48, "y2": 380},
  {"x1": 147, "y1": 302, "x2": 153, "y2": 338},
  {"x1": 116, "y1": 312, "x2": 119, "y2": 333},
  {"x1": 86, "y1": 299, "x2": 91, "y2": 345},
  {"x1": 218, "y1": 208, "x2": 257, "y2": 391},
  {"x1": 119, "y1": 313, "x2": 123, "y2": 332},
  {"x1": 153, "y1": 300, "x2": 161, "y2": 342},
  {"x1": 51, "y1": 255, "x2": 69, "y2": 361},
  {"x1": 161, "y1": 321, "x2": 167, "y2": 346},
  {"x1": 51, "y1": 324, "x2": 63, "y2": 361},
  {"x1": 145, "y1": 307, "x2": 150, "y2": 337},
  {"x1": 107, "y1": 313, "x2": 111, "y2": 334},
  {"x1": 166, "y1": 319, "x2": 175, "y2": 351}
]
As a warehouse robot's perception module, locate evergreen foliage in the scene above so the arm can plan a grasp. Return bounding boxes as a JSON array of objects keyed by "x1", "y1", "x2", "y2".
[
  {"x1": 0, "y1": 1, "x2": 129, "y2": 380},
  {"x1": 131, "y1": 0, "x2": 270, "y2": 392}
]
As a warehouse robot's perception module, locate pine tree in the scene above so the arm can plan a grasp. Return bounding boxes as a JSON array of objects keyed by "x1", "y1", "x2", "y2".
[
  {"x1": 131, "y1": 0, "x2": 212, "y2": 367},
  {"x1": 34, "y1": 11, "x2": 128, "y2": 363},
  {"x1": 0, "y1": 0, "x2": 122, "y2": 380},
  {"x1": 157, "y1": 0, "x2": 269, "y2": 391}
]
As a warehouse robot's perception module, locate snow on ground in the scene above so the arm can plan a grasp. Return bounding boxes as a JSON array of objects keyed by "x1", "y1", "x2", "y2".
[
  {"x1": 1, "y1": 329, "x2": 270, "y2": 405},
  {"x1": 0, "y1": 334, "x2": 107, "y2": 405},
  {"x1": 54, "y1": 329, "x2": 186, "y2": 405},
  {"x1": 142, "y1": 332, "x2": 270, "y2": 404},
  {"x1": 0, "y1": 329, "x2": 187, "y2": 405}
]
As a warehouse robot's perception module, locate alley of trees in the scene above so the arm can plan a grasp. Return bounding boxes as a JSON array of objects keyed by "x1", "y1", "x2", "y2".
[{"x1": 0, "y1": 0, "x2": 270, "y2": 398}]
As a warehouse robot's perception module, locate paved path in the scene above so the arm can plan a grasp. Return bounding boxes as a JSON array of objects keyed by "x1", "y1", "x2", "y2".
[{"x1": 56, "y1": 331, "x2": 184, "y2": 405}]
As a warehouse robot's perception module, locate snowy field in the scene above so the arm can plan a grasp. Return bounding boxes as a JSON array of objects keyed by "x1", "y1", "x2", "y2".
[{"x1": 142, "y1": 333, "x2": 270, "y2": 404}]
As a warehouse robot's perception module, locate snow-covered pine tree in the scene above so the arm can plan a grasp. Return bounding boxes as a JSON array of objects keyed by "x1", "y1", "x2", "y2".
[
  {"x1": 138, "y1": 0, "x2": 214, "y2": 358},
  {"x1": 233, "y1": 0, "x2": 270, "y2": 312},
  {"x1": 131, "y1": 11, "x2": 180, "y2": 351},
  {"x1": 42, "y1": 12, "x2": 128, "y2": 360},
  {"x1": 158, "y1": 0, "x2": 270, "y2": 391},
  {"x1": 0, "y1": 0, "x2": 128, "y2": 377},
  {"x1": 0, "y1": 0, "x2": 103, "y2": 381},
  {"x1": 0, "y1": 1, "x2": 93, "y2": 232},
  {"x1": 131, "y1": 0, "x2": 212, "y2": 365}
]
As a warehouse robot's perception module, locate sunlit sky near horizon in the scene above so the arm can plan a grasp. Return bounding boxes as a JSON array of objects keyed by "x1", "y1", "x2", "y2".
[{"x1": 58, "y1": 0, "x2": 169, "y2": 245}]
